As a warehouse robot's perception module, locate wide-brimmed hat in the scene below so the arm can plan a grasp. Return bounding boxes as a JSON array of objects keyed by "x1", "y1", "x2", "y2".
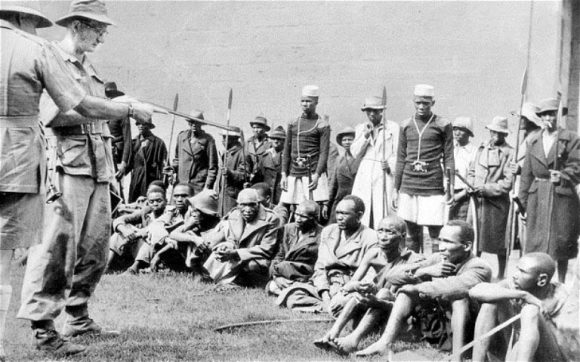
[
  {"x1": 452, "y1": 117, "x2": 474, "y2": 137},
  {"x1": 187, "y1": 189, "x2": 219, "y2": 216},
  {"x1": 135, "y1": 116, "x2": 155, "y2": 129},
  {"x1": 485, "y1": 116, "x2": 509, "y2": 134},
  {"x1": 250, "y1": 116, "x2": 270, "y2": 131},
  {"x1": 269, "y1": 125, "x2": 286, "y2": 140},
  {"x1": 187, "y1": 109, "x2": 204, "y2": 123},
  {"x1": 336, "y1": 127, "x2": 356, "y2": 145},
  {"x1": 104, "y1": 81, "x2": 124, "y2": 98},
  {"x1": 512, "y1": 102, "x2": 541, "y2": 127},
  {"x1": 0, "y1": 5, "x2": 53, "y2": 28},
  {"x1": 56, "y1": 0, "x2": 115, "y2": 26},
  {"x1": 361, "y1": 96, "x2": 386, "y2": 111},
  {"x1": 536, "y1": 98, "x2": 559, "y2": 115},
  {"x1": 221, "y1": 126, "x2": 241, "y2": 138}
]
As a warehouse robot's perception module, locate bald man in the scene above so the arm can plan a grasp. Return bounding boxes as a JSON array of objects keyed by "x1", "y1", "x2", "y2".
[
  {"x1": 314, "y1": 216, "x2": 425, "y2": 354},
  {"x1": 470, "y1": 253, "x2": 569, "y2": 362},
  {"x1": 203, "y1": 189, "x2": 280, "y2": 286},
  {"x1": 267, "y1": 200, "x2": 322, "y2": 295}
]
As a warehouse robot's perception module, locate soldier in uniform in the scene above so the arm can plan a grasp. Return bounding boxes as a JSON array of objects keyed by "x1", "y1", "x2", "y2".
[
  {"x1": 245, "y1": 116, "x2": 271, "y2": 181},
  {"x1": 393, "y1": 84, "x2": 454, "y2": 253},
  {"x1": 171, "y1": 110, "x2": 218, "y2": 195},
  {"x1": 280, "y1": 85, "x2": 331, "y2": 209},
  {"x1": 16, "y1": 0, "x2": 156, "y2": 356}
]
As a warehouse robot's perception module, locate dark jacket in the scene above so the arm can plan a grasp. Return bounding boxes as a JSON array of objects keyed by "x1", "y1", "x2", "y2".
[
  {"x1": 215, "y1": 143, "x2": 250, "y2": 215},
  {"x1": 253, "y1": 148, "x2": 283, "y2": 204},
  {"x1": 329, "y1": 152, "x2": 360, "y2": 222},
  {"x1": 270, "y1": 223, "x2": 322, "y2": 281},
  {"x1": 282, "y1": 114, "x2": 330, "y2": 177},
  {"x1": 173, "y1": 129, "x2": 218, "y2": 194},
  {"x1": 126, "y1": 134, "x2": 167, "y2": 202}
]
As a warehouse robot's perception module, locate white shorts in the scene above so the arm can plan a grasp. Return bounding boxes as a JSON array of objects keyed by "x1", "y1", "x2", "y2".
[
  {"x1": 279, "y1": 174, "x2": 329, "y2": 204},
  {"x1": 398, "y1": 193, "x2": 445, "y2": 226}
]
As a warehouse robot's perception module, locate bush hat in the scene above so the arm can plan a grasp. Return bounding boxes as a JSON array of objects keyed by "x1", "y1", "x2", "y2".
[
  {"x1": 104, "y1": 81, "x2": 124, "y2": 98},
  {"x1": 485, "y1": 116, "x2": 509, "y2": 134},
  {"x1": 536, "y1": 98, "x2": 559, "y2": 115},
  {"x1": 187, "y1": 190, "x2": 219, "y2": 216},
  {"x1": 250, "y1": 116, "x2": 270, "y2": 131},
  {"x1": 269, "y1": 126, "x2": 286, "y2": 140},
  {"x1": 187, "y1": 109, "x2": 204, "y2": 124},
  {"x1": 221, "y1": 126, "x2": 241, "y2": 138},
  {"x1": 0, "y1": 5, "x2": 53, "y2": 28},
  {"x1": 361, "y1": 96, "x2": 386, "y2": 111},
  {"x1": 335, "y1": 127, "x2": 356, "y2": 145},
  {"x1": 452, "y1": 117, "x2": 474, "y2": 137},
  {"x1": 56, "y1": 0, "x2": 115, "y2": 26}
]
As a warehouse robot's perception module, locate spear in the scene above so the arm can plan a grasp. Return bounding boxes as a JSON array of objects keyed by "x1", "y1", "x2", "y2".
[
  {"x1": 381, "y1": 86, "x2": 388, "y2": 218},
  {"x1": 164, "y1": 93, "x2": 179, "y2": 199},
  {"x1": 221, "y1": 89, "x2": 233, "y2": 216}
]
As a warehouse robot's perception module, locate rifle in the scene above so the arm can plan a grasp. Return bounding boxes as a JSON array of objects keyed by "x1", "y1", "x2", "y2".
[
  {"x1": 221, "y1": 89, "x2": 233, "y2": 216},
  {"x1": 455, "y1": 172, "x2": 502, "y2": 210},
  {"x1": 239, "y1": 128, "x2": 251, "y2": 188}
]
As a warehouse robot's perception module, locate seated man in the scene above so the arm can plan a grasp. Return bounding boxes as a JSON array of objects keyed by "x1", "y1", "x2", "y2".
[
  {"x1": 356, "y1": 220, "x2": 492, "y2": 360},
  {"x1": 314, "y1": 215, "x2": 425, "y2": 354},
  {"x1": 153, "y1": 189, "x2": 221, "y2": 274},
  {"x1": 276, "y1": 195, "x2": 378, "y2": 315},
  {"x1": 107, "y1": 186, "x2": 167, "y2": 273},
  {"x1": 203, "y1": 189, "x2": 280, "y2": 287},
  {"x1": 252, "y1": 182, "x2": 289, "y2": 224},
  {"x1": 266, "y1": 200, "x2": 322, "y2": 295},
  {"x1": 470, "y1": 252, "x2": 570, "y2": 362}
]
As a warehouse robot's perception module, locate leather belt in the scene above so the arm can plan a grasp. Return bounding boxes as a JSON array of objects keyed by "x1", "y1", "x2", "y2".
[{"x1": 51, "y1": 121, "x2": 103, "y2": 136}]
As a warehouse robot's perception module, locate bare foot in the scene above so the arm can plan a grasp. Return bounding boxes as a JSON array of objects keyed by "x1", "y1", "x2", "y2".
[
  {"x1": 355, "y1": 341, "x2": 390, "y2": 357},
  {"x1": 313, "y1": 332, "x2": 334, "y2": 350},
  {"x1": 334, "y1": 334, "x2": 359, "y2": 353}
]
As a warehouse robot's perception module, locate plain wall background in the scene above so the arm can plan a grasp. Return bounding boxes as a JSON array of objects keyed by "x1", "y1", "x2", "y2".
[{"x1": 13, "y1": 0, "x2": 564, "y2": 151}]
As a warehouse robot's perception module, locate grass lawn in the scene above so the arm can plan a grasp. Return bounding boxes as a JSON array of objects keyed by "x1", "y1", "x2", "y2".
[{"x1": 6, "y1": 263, "x2": 448, "y2": 361}]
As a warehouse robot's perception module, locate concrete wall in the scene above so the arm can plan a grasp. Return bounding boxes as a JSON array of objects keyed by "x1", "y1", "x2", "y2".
[{"x1": 19, "y1": 1, "x2": 563, "y2": 149}]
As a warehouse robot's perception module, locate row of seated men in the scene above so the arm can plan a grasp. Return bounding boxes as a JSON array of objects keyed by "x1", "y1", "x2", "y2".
[{"x1": 106, "y1": 180, "x2": 574, "y2": 361}]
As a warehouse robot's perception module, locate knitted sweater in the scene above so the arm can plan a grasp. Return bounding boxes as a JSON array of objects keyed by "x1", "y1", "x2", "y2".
[
  {"x1": 282, "y1": 114, "x2": 330, "y2": 177},
  {"x1": 394, "y1": 114, "x2": 454, "y2": 196}
]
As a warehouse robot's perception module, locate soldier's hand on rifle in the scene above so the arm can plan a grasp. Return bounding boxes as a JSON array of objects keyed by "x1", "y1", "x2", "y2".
[
  {"x1": 381, "y1": 160, "x2": 391, "y2": 175},
  {"x1": 509, "y1": 162, "x2": 521, "y2": 175},
  {"x1": 308, "y1": 173, "x2": 319, "y2": 190},
  {"x1": 280, "y1": 174, "x2": 288, "y2": 191}
]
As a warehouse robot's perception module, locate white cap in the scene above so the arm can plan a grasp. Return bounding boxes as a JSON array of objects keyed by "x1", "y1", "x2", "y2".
[
  {"x1": 414, "y1": 84, "x2": 435, "y2": 98},
  {"x1": 302, "y1": 85, "x2": 320, "y2": 98}
]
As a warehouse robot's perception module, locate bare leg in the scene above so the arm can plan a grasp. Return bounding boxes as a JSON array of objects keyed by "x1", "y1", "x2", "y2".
[
  {"x1": 515, "y1": 304, "x2": 541, "y2": 362},
  {"x1": 356, "y1": 292, "x2": 415, "y2": 357},
  {"x1": 428, "y1": 225, "x2": 442, "y2": 253},
  {"x1": 557, "y1": 259, "x2": 568, "y2": 283},
  {"x1": 0, "y1": 250, "x2": 14, "y2": 360},
  {"x1": 405, "y1": 221, "x2": 423, "y2": 253},
  {"x1": 314, "y1": 295, "x2": 363, "y2": 348},
  {"x1": 451, "y1": 298, "x2": 470, "y2": 362},
  {"x1": 472, "y1": 303, "x2": 498, "y2": 362}
]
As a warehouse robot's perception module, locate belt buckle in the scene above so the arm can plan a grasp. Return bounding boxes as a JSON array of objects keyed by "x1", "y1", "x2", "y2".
[
  {"x1": 412, "y1": 160, "x2": 428, "y2": 173},
  {"x1": 295, "y1": 157, "x2": 306, "y2": 168}
]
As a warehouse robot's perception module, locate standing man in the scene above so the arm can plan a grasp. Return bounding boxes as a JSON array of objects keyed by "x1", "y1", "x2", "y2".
[
  {"x1": 17, "y1": 0, "x2": 156, "y2": 355},
  {"x1": 245, "y1": 116, "x2": 271, "y2": 181},
  {"x1": 171, "y1": 110, "x2": 218, "y2": 195},
  {"x1": 253, "y1": 125, "x2": 285, "y2": 204},
  {"x1": 329, "y1": 127, "x2": 359, "y2": 223},
  {"x1": 126, "y1": 117, "x2": 167, "y2": 202},
  {"x1": 351, "y1": 96, "x2": 399, "y2": 227},
  {"x1": 104, "y1": 81, "x2": 132, "y2": 180},
  {"x1": 450, "y1": 117, "x2": 475, "y2": 221},
  {"x1": 468, "y1": 116, "x2": 513, "y2": 280},
  {"x1": 280, "y1": 85, "x2": 331, "y2": 208},
  {"x1": 394, "y1": 84, "x2": 454, "y2": 253},
  {"x1": 215, "y1": 127, "x2": 250, "y2": 214},
  {"x1": 519, "y1": 98, "x2": 580, "y2": 283}
]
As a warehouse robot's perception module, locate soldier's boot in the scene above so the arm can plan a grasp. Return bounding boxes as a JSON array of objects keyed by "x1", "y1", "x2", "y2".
[{"x1": 34, "y1": 327, "x2": 86, "y2": 356}]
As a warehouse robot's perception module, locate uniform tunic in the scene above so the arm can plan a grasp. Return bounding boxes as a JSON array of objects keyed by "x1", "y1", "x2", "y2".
[
  {"x1": 467, "y1": 141, "x2": 513, "y2": 254},
  {"x1": 173, "y1": 129, "x2": 218, "y2": 194},
  {"x1": 519, "y1": 129, "x2": 580, "y2": 260},
  {"x1": 351, "y1": 120, "x2": 399, "y2": 226},
  {"x1": 0, "y1": 20, "x2": 85, "y2": 249}
]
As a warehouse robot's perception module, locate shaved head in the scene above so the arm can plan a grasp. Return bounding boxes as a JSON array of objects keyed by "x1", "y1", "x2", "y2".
[
  {"x1": 378, "y1": 216, "x2": 406, "y2": 235},
  {"x1": 297, "y1": 200, "x2": 319, "y2": 218},
  {"x1": 522, "y1": 253, "x2": 556, "y2": 280}
]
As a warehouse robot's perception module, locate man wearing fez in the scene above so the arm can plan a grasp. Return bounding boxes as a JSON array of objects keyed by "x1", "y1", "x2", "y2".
[
  {"x1": 203, "y1": 189, "x2": 280, "y2": 287},
  {"x1": 245, "y1": 116, "x2": 272, "y2": 181},
  {"x1": 519, "y1": 98, "x2": 580, "y2": 283},
  {"x1": 280, "y1": 85, "x2": 331, "y2": 208},
  {"x1": 328, "y1": 127, "x2": 359, "y2": 223},
  {"x1": 171, "y1": 109, "x2": 218, "y2": 194},
  {"x1": 351, "y1": 96, "x2": 400, "y2": 227},
  {"x1": 11, "y1": 0, "x2": 155, "y2": 355},
  {"x1": 104, "y1": 81, "x2": 132, "y2": 180},
  {"x1": 450, "y1": 117, "x2": 475, "y2": 221},
  {"x1": 394, "y1": 84, "x2": 454, "y2": 253},
  {"x1": 253, "y1": 125, "x2": 285, "y2": 205},
  {"x1": 126, "y1": 117, "x2": 167, "y2": 202},
  {"x1": 467, "y1": 116, "x2": 513, "y2": 280},
  {"x1": 215, "y1": 127, "x2": 250, "y2": 214}
]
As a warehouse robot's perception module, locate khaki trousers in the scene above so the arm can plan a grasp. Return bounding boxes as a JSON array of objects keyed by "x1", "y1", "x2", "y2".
[{"x1": 18, "y1": 173, "x2": 110, "y2": 322}]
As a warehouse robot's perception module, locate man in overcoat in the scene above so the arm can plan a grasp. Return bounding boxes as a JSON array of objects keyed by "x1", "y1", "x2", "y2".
[
  {"x1": 519, "y1": 97, "x2": 580, "y2": 283},
  {"x1": 351, "y1": 96, "x2": 399, "y2": 227},
  {"x1": 245, "y1": 116, "x2": 271, "y2": 180},
  {"x1": 171, "y1": 110, "x2": 218, "y2": 194},
  {"x1": 253, "y1": 125, "x2": 285, "y2": 204},
  {"x1": 450, "y1": 117, "x2": 476, "y2": 221},
  {"x1": 467, "y1": 116, "x2": 513, "y2": 279},
  {"x1": 215, "y1": 127, "x2": 250, "y2": 214},
  {"x1": 203, "y1": 189, "x2": 280, "y2": 286},
  {"x1": 329, "y1": 127, "x2": 359, "y2": 223}
]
